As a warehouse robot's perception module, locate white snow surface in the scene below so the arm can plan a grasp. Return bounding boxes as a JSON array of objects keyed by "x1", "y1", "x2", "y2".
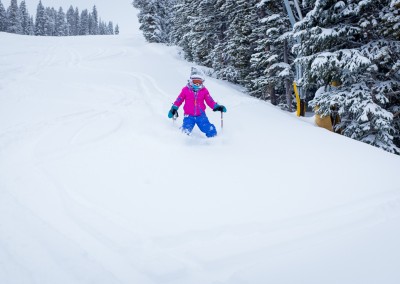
[{"x1": 1, "y1": 14, "x2": 400, "y2": 284}]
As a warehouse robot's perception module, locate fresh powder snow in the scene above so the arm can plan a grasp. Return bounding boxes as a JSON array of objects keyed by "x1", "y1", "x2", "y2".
[{"x1": 1, "y1": 2, "x2": 400, "y2": 284}]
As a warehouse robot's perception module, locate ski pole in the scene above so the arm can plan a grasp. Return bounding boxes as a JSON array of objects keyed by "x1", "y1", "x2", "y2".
[{"x1": 221, "y1": 111, "x2": 223, "y2": 130}]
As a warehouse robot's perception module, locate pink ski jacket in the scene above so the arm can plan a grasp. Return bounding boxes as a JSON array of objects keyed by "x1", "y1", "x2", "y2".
[{"x1": 173, "y1": 85, "x2": 217, "y2": 116}]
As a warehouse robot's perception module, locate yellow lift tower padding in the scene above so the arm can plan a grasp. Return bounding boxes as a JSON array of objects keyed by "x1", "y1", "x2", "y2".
[
  {"x1": 314, "y1": 106, "x2": 333, "y2": 131},
  {"x1": 314, "y1": 81, "x2": 342, "y2": 133},
  {"x1": 293, "y1": 82, "x2": 303, "y2": 117},
  {"x1": 293, "y1": 82, "x2": 300, "y2": 116}
]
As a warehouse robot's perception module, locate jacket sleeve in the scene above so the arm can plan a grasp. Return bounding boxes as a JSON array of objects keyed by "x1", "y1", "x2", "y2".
[
  {"x1": 204, "y1": 88, "x2": 217, "y2": 109},
  {"x1": 173, "y1": 87, "x2": 187, "y2": 107}
]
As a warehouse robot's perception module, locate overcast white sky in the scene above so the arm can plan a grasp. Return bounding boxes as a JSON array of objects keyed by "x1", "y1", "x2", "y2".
[{"x1": 22, "y1": 0, "x2": 140, "y2": 35}]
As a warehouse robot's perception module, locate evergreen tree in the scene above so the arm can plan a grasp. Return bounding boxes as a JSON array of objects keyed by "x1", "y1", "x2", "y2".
[
  {"x1": 386, "y1": 0, "x2": 400, "y2": 147},
  {"x1": 55, "y1": 7, "x2": 67, "y2": 36},
  {"x1": 98, "y1": 18, "x2": 105, "y2": 34},
  {"x1": 66, "y1": 5, "x2": 75, "y2": 36},
  {"x1": 162, "y1": 0, "x2": 177, "y2": 43},
  {"x1": 156, "y1": 0, "x2": 175, "y2": 42},
  {"x1": 297, "y1": 0, "x2": 400, "y2": 154},
  {"x1": 133, "y1": 0, "x2": 168, "y2": 42},
  {"x1": 28, "y1": 14, "x2": 33, "y2": 34},
  {"x1": 35, "y1": 0, "x2": 45, "y2": 35},
  {"x1": 114, "y1": 24, "x2": 119, "y2": 35},
  {"x1": 198, "y1": 0, "x2": 226, "y2": 67},
  {"x1": 91, "y1": 5, "x2": 98, "y2": 35},
  {"x1": 99, "y1": 19, "x2": 105, "y2": 35},
  {"x1": 88, "y1": 12, "x2": 94, "y2": 34},
  {"x1": 185, "y1": 0, "x2": 220, "y2": 66},
  {"x1": 44, "y1": 7, "x2": 56, "y2": 36},
  {"x1": 79, "y1": 9, "x2": 89, "y2": 35},
  {"x1": 216, "y1": 0, "x2": 257, "y2": 84},
  {"x1": 248, "y1": 0, "x2": 293, "y2": 108},
  {"x1": 0, "y1": 0, "x2": 7, "y2": 32},
  {"x1": 7, "y1": 0, "x2": 22, "y2": 34},
  {"x1": 73, "y1": 7, "x2": 80, "y2": 35},
  {"x1": 170, "y1": 0, "x2": 195, "y2": 60},
  {"x1": 19, "y1": 0, "x2": 31, "y2": 35},
  {"x1": 206, "y1": 0, "x2": 231, "y2": 78},
  {"x1": 107, "y1": 21, "x2": 114, "y2": 35}
]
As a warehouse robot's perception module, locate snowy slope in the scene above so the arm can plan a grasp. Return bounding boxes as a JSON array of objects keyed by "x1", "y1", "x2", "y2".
[{"x1": 1, "y1": 24, "x2": 400, "y2": 284}]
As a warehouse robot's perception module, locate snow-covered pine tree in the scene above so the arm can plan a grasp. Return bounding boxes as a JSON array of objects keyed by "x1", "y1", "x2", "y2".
[
  {"x1": 55, "y1": 7, "x2": 67, "y2": 36},
  {"x1": 248, "y1": 0, "x2": 293, "y2": 108},
  {"x1": 100, "y1": 19, "x2": 110, "y2": 35},
  {"x1": 206, "y1": 0, "x2": 230, "y2": 78},
  {"x1": 99, "y1": 19, "x2": 107, "y2": 35},
  {"x1": 156, "y1": 0, "x2": 176, "y2": 42},
  {"x1": 88, "y1": 12, "x2": 94, "y2": 35},
  {"x1": 386, "y1": 0, "x2": 400, "y2": 147},
  {"x1": 98, "y1": 18, "x2": 105, "y2": 35},
  {"x1": 66, "y1": 6, "x2": 74, "y2": 36},
  {"x1": 383, "y1": 0, "x2": 400, "y2": 40},
  {"x1": 79, "y1": 9, "x2": 89, "y2": 35},
  {"x1": 132, "y1": 0, "x2": 168, "y2": 43},
  {"x1": 107, "y1": 21, "x2": 114, "y2": 35},
  {"x1": 73, "y1": 7, "x2": 80, "y2": 36},
  {"x1": 115, "y1": 24, "x2": 119, "y2": 35},
  {"x1": 28, "y1": 14, "x2": 33, "y2": 34},
  {"x1": 169, "y1": 0, "x2": 195, "y2": 61},
  {"x1": 91, "y1": 5, "x2": 99, "y2": 35},
  {"x1": 219, "y1": 0, "x2": 257, "y2": 84},
  {"x1": 162, "y1": 0, "x2": 177, "y2": 43},
  {"x1": 174, "y1": 0, "x2": 202, "y2": 63},
  {"x1": 34, "y1": 1, "x2": 45, "y2": 35},
  {"x1": 7, "y1": 0, "x2": 23, "y2": 34},
  {"x1": 186, "y1": 0, "x2": 222, "y2": 66},
  {"x1": 391, "y1": 0, "x2": 400, "y2": 5},
  {"x1": 19, "y1": 0, "x2": 31, "y2": 35},
  {"x1": 298, "y1": 0, "x2": 399, "y2": 154},
  {"x1": 44, "y1": 7, "x2": 56, "y2": 36},
  {"x1": 0, "y1": 0, "x2": 7, "y2": 32},
  {"x1": 167, "y1": 0, "x2": 274, "y2": 88},
  {"x1": 211, "y1": 0, "x2": 238, "y2": 80},
  {"x1": 361, "y1": 1, "x2": 400, "y2": 151}
]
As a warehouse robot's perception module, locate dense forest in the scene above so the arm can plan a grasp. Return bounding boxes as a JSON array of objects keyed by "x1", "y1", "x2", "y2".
[
  {"x1": 133, "y1": 0, "x2": 400, "y2": 155},
  {"x1": 0, "y1": 0, "x2": 119, "y2": 36}
]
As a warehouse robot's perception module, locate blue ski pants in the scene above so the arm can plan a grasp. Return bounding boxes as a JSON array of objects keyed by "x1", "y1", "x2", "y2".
[{"x1": 182, "y1": 113, "x2": 217, "y2": 137}]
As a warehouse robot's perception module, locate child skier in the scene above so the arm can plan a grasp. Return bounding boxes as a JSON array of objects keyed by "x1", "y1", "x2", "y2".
[{"x1": 168, "y1": 68, "x2": 227, "y2": 137}]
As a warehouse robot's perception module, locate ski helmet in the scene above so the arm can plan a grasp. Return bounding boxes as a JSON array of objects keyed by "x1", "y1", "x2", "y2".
[{"x1": 189, "y1": 67, "x2": 205, "y2": 82}]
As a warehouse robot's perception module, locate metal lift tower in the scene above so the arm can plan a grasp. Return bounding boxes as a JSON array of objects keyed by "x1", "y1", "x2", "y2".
[{"x1": 283, "y1": 0, "x2": 305, "y2": 116}]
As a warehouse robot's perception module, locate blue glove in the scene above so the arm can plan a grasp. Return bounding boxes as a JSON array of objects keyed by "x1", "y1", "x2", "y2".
[
  {"x1": 168, "y1": 105, "x2": 179, "y2": 118},
  {"x1": 213, "y1": 104, "x2": 227, "y2": 112}
]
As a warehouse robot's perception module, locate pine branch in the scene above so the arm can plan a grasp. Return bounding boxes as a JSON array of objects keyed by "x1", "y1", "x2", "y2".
[{"x1": 386, "y1": 91, "x2": 400, "y2": 97}]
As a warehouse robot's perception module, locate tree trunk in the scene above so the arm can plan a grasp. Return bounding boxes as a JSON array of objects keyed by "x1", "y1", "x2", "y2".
[
  {"x1": 266, "y1": 44, "x2": 277, "y2": 105},
  {"x1": 283, "y1": 40, "x2": 292, "y2": 112},
  {"x1": 269, "y1": 85, "x2": 277, "y2": 105}
]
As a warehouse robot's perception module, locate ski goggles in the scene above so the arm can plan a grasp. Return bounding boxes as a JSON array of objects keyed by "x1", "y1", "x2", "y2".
[{"x1": 192, "y1": 79, "x2": 203, "y2": 86}]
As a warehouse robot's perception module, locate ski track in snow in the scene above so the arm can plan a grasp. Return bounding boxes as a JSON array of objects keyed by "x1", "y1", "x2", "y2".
[{"x1": 1, "y1": 32, "x2": 400, "y2": 284}]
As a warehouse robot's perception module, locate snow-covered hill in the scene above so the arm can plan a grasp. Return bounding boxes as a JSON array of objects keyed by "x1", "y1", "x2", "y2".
[{"x1": 1, "y1": 24, "x2": 400, "y2": 284}]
